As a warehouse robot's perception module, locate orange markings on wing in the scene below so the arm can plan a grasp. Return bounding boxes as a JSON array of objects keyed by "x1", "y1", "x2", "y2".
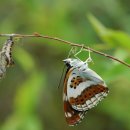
[
  {"x1": 70, "y1": 76, "x2": 84, "y2": 89},
  {"x1": 69, "y1": 85, "x2": 109, "y2": 105}
]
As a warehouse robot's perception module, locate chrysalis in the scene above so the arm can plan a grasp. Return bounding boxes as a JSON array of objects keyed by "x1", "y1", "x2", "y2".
[{"x1": 0, "y1": 37, "x2": 14, "y2": 79}]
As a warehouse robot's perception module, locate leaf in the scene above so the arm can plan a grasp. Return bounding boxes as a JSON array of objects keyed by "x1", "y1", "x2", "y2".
[
  {"x1": 1, "y1": 71, "x2": 45, "y2": 130},
  {"x1": 113, "y1": 49, "x2": 129, "y2": 65},
  {"x1": 14, "y1": 71, "x2": 45, "y2": 114},
  {"x1": 88, "y1": 13, "x2": 130, "y2": 51},
  {"x1": 14, "y1": 47, "x2": 36, "y2": 72}
]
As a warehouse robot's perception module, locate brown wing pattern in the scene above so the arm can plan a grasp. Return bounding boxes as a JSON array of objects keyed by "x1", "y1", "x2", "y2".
[{"x1": 69, "y1": 84, "x2": 109, "y2": 111}]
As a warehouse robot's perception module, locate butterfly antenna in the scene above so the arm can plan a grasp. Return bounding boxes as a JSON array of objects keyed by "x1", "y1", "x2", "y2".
[{"x1": 57, "y1": 64, "x2": 66, "y2": 89}]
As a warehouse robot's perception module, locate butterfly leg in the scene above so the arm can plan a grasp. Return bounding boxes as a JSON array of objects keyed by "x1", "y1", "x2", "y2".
[
  {"x1": 67, "y1": 46, "x2": 77, "y2": 58},
  {"x1": 74, "y1": 44, "x2": 84, "y2": 61},
  {"x1": 85, "y1": 47, "x2": 94, "y2": 63}
]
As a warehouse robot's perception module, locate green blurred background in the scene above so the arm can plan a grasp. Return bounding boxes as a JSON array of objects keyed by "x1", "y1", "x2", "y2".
[{"x1": 0, "y1": 0, "x2": 130, "y2": 130}]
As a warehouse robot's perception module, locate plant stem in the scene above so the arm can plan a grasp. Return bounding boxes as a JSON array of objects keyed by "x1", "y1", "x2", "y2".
[{"x1": 0, "y1": 33, "x2": 130, "y2": 68}]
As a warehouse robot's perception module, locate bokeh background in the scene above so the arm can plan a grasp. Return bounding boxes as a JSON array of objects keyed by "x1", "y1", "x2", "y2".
[{"x1": 0, "y1": 0, "x2": 130, "y2": 130}]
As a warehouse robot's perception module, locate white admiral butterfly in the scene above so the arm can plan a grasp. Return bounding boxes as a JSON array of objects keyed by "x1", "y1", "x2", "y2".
[{"x1": 63, "y1": 58, "x2": 109, "y2": 126}]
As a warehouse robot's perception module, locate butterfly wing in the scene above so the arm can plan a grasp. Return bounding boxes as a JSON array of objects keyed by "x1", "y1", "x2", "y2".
[
  {"x1": 63, "y1": 95, "x2": 87, "y2": 126},
  {"x1": 63, "y1": 68, "x2": 87, "y2": 126},
  {"x1": 67, "y1": 68, "x2": 109, "y2": 111}
]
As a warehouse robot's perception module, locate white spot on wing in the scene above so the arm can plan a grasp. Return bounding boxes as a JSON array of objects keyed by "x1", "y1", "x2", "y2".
[
  {"x1": 65, "y1": 112, "x2": 67, "y2": 117},
  {"x1": 91, "y1": 97, "x2": 96, "y2": 102},
  {"x1": 95, "y1": 93, "x2": 101, "y2": 98},
  {"x1": 86, "y1": 100, "x2": 91, "y2": 105},
  {"x1": 103, "y1": 92, "x2": 108, "y2": 97},
  {"x1": 67, "y1": 112, "x2": 72, "y2": 117}
]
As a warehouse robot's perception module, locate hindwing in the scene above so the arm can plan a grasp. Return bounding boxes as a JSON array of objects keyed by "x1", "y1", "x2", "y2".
[{"x1": 66, "y1": 68, "x2": 109, "y2": 111}]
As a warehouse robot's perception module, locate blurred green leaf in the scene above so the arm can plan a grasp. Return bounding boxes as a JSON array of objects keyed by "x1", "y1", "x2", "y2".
[
  {"x1": 14, "y1": 47, "x2": 35, "y2": 72},
  {"x1": 88, "y1": 14, "x2": 130, "y2": 51},
  {"x1": 1, "y1": 115, "x2": 42, "y2": 130},
  {"x1": 1, "y1": 69, "x2": 45, "y2": 130},
  {"x1": 14, "y1": 71, "x2": 45, "y2": 114},
  {"x1": 113, "y1": 49, "x2": 129, "y2": 64}
]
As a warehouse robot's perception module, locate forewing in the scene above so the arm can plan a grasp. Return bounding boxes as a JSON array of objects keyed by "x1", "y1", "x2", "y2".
[{"x1": 82, "y1": 68, "x2": 105, "y2": 84}]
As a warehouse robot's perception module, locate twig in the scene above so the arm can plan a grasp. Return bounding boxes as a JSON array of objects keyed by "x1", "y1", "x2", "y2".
[{"x1": 0, "y1": 33, "x2": 130, "y2": 68}]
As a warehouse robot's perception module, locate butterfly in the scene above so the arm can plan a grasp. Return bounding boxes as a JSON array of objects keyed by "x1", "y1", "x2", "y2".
[
  {"x1": 0, "y1": 37, "x2": 14, "y2": 79},
  {"x1": 63, "y1": 58, "x2": 109, "y2": 126}
]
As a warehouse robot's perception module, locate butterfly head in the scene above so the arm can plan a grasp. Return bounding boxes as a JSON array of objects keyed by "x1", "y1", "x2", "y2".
[{"x1": 63, "y1": 58, "x2": 88, "y2": 69}]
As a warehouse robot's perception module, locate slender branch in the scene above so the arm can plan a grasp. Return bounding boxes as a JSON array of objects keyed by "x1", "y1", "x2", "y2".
[{"x1": 0, "y1": 33, "x2": 130, "y2": 68}]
